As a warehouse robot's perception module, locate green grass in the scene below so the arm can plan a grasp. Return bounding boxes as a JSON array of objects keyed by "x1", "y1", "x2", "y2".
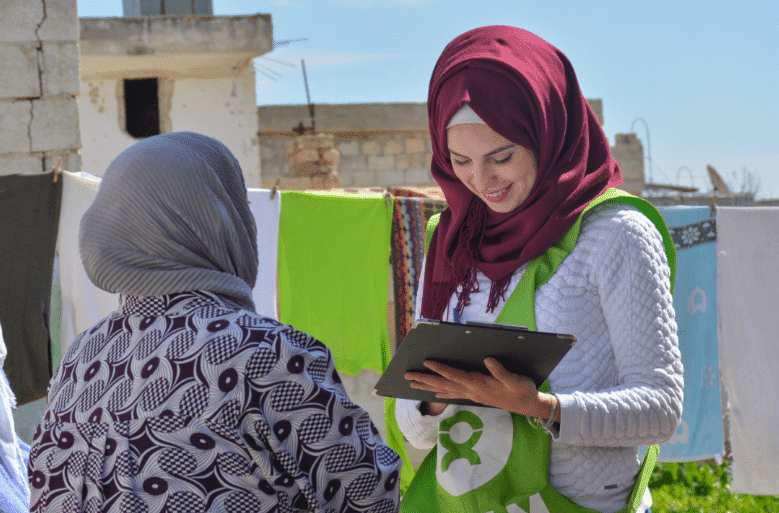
[{"x1": 649, "y1": 461, "x2": 779, "y2": 512}]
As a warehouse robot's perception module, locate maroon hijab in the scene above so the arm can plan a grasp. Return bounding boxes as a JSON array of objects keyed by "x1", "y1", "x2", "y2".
[{"x1": 421, "y1": 26, "x2": 623, "y2": 320}]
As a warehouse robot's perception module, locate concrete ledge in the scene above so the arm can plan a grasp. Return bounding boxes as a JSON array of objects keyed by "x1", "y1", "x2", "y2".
[
  {"x1": 80, "y1": 15, "x2": 272, "y2": 56},
  {"x1": 80, "y1": 15, "x2": 272, "y2": 79}
]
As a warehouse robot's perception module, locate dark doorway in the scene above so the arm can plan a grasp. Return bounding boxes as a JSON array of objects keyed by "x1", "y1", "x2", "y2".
[{"x1": 124, "y1": 78, "x2": 160, "y2": 139}]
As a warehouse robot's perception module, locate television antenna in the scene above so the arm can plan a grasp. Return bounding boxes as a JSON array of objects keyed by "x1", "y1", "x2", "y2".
[
  {"x1": 255, "y1": 38, "x2": 308, "y2": 81},
  {"x1": 292, "y1": 58, "x2": 316, "y2": 135}
]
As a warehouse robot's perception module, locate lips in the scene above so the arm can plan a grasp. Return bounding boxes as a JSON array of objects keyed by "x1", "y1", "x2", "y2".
[{"x1": 482, "y1": 184, "x2": 511, "y2": 203}]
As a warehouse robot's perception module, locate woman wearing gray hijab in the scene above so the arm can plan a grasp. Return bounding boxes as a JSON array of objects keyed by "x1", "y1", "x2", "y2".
[{"x1": 28, "y1": 132, "x2": 401, "y2": 513}]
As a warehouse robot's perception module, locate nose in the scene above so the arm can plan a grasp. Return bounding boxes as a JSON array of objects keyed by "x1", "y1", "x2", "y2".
[{"x1": 469, "y1": 161, "x2": 494, "y2": 190}]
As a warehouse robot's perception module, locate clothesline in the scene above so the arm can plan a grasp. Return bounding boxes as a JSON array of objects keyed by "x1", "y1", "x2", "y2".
[{"x1": 3, "y1": 170, "x2": 777, "y2": 494}]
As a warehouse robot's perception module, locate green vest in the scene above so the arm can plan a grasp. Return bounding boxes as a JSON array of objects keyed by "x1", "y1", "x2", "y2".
[{"x1": 395, "y1": 189, "x2": 676, "y2": 513}]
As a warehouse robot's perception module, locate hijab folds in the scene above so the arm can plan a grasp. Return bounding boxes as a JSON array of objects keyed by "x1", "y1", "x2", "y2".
[
  {"x1": 421, "y1": 26, "x2": 623, "y2": 319},
  {"x1": 80, "y1": 132, "x2": 259, "y2": 312}
]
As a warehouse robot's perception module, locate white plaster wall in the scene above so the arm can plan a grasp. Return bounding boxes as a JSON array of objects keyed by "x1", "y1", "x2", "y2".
[
  {"x1": 78, "y1": 78, "x2": 136, "y2": 176},
  {"x1": 78, "y1": 66, "x2": 261, "y2": 185},
  {"x1": 169, "y1": 66, "x2": 261, "y2": 187}
]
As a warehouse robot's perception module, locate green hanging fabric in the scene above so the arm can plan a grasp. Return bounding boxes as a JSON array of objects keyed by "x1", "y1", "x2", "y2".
[
  {"x1": 278, "y1": 191, "x2": 393, "y2": 376},
  {"x1": 391, "y1": 189, "x2": 675, "y2": 512}
]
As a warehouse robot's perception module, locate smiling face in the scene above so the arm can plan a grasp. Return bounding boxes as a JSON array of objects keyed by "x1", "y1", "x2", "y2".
[{"x1": 446, "y1": 123, "x2": 538, "y2": 214}]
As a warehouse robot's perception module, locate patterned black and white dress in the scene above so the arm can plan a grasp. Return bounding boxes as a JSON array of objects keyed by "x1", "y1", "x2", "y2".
[{"x1": 29, "y1": 291, "x2": 401, "y2": 513}]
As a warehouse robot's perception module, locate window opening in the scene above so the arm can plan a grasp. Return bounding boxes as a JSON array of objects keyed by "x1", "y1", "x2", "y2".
[{"x1": 124, "y1": 78, "x2": 160, "y2": 139}]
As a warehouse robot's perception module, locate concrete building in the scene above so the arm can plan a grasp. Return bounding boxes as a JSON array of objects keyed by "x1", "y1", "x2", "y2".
[
  {"x1": 257, "y1": 99, "x2": 649, "y2": 195},
  {"x1": 0, "y1": 0, "x2": 81, "y2": 177},
  {"x1": 78, "y1": 1, "x2": 272, "y2": 186}
]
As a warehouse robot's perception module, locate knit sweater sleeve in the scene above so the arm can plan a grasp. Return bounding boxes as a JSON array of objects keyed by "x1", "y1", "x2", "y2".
[
  {"x1": 553, "y1": 208, "x2": 684, "y2": 447},
  {"x1": 394, "y1": 259, "x2": 440, "y2": 449}
]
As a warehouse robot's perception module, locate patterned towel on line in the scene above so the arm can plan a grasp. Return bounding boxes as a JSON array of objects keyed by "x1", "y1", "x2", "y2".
[{"x1": 390, "y1": 197, "x2": 447, "y2": 348}]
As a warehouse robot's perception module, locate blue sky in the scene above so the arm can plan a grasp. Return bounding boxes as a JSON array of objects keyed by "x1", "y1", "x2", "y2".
[{"x1": 78, "y1": 0, "x2": 778, "y2": 198}]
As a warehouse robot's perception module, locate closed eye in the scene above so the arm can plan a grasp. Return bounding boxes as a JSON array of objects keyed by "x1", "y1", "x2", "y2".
[
  {"x1": 450, "y1": 154, "x2": 471, "y2": 166},
  {"x1": 492, "y1": 153, "x2": 513, "y2": 164}
]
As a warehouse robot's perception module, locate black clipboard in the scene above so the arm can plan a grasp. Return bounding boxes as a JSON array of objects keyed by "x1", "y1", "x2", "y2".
[{"x1": 373, "y1": 319, "x2": 576, "y2": 406}]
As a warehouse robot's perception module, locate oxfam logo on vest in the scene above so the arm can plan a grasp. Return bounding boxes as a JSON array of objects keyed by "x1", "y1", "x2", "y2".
[{"x1": 436, "y1": 407, "x2": 513, "y2": 496}]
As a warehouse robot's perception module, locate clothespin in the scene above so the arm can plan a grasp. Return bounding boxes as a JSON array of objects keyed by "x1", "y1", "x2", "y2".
[
  {"x1": 52, "y1": 157, "x2": 62, "y2": 183},
  {"x1": 384, "y1": 188, "x2": 392, "y2": 210},
  {"x1": 270, "y1": 178, "x2": 281, "y2": 200},
  {"x1": 710, "y1": 193, "x2": 718, "y2": 217}
]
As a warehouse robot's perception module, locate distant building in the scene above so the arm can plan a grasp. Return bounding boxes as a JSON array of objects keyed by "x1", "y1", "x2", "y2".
[
  {"x1": 257, "y1": 100, "x2": 649, "y2": 195},
  {"x1": 78, "y1": 0, "x2": 272, "y2": 186}
]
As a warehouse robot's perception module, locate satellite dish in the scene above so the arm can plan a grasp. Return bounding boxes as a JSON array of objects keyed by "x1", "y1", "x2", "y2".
[{"x1": 707, "y1": 165, "x2": 731, "y2": 195}]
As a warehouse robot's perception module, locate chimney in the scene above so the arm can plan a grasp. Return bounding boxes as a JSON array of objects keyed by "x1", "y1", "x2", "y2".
[{"x1": 122, "y1": 0, "x2": 214, "y2": 16}]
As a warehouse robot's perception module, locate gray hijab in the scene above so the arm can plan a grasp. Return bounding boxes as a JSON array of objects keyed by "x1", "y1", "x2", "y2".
[{"x1": 80, "y1": 132, "x2": 258, "y2": 311}]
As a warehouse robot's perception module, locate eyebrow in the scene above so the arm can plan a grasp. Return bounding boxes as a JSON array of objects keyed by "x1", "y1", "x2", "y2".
[{"x1": 447, "y1": 143, "x2": 517, "y2": 159}]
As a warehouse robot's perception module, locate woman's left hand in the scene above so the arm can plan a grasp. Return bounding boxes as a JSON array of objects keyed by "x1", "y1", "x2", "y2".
[{"x1": 405, "y1": 357, "x2": 550, "y2": 418}]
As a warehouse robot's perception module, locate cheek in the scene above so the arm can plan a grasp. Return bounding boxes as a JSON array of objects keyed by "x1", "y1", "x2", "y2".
[{"x1": 452, "y1": 167, "x2": 472, "y2": 187}]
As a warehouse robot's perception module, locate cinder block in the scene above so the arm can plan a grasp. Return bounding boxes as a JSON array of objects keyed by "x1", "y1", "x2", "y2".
[
  {"x1": 321, "y1": 148, "x2": 340, "y2": 166},
  {"x1": 30, "y1": 96, "x2": 81, "y2": 152},
  {"x1": 395, "y1": 153, "x2": 422, "y2": 171},
  {"x1": 289, "y1": 148, "x2": 319, "y2": 165},
  {"x1": 37, "y1": 0, "x2": 79, "y2": 42},
  {"x1": 405, "y1": 137, "x2": 426, "y2": 154},
  {"x1": 338, "y1": 155, "x2": 367, "y2": 174},
  {"x1": 384, "y1": 140, "x2": 403, "y2": 155},
  {"x1": 367, "y1": 155, "x2": 395, "y2": 171},
  {"x1": 376, "y1": 168, "x2": 404, "y2": 187},
  {"x1": 0, "y1": 153, "x2": 43, "y2": 176},
  {"x1": 353, "y1": 170, "x2": 377, "y2": 187},
  {"x1": 0, "y1": 43, "x2": 41, "y2": 99},
  {"x1": 41, "y1": 42, "x2": 80, "y2": 96},
  {"x1": 337, "y1": 140, "x2": 360, "y2": 157},
  {"x1": 0, "y1": 100, "x2": 32, "y2": 153},
  {"x1": 293, "y1": 133, "x2": 334, "y2": 151},
  {"x1": 405, "y1": 167, "x2": 434, "y2": 185},
  {"x1": 362, "y1": 140, "x2": 381, "y2": 156},
  {"x1": 0, "y1": 1, "x2": 42, "y2": 43}
]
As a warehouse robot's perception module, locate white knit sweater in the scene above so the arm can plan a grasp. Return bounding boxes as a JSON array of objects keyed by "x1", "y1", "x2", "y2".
[{"x1": 395, "y1": 205, "x2": 683, "y2": 513}]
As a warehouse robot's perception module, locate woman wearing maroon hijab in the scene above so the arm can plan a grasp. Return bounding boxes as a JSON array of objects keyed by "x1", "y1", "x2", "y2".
[{"x1": 394, "y1": 26, "x2": 682, "y2": 512}]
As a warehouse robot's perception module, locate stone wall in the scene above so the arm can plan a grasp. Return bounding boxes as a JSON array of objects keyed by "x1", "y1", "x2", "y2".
[
  {"x1": 0, "y1": 0, "x2": 81, "y2": 177},
  {"x1": 257, "y1": 100, "x2": 645, "y2": 195},
  {"x1": 258, "y1": 103, "x2": 432, "y2": 189}
]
